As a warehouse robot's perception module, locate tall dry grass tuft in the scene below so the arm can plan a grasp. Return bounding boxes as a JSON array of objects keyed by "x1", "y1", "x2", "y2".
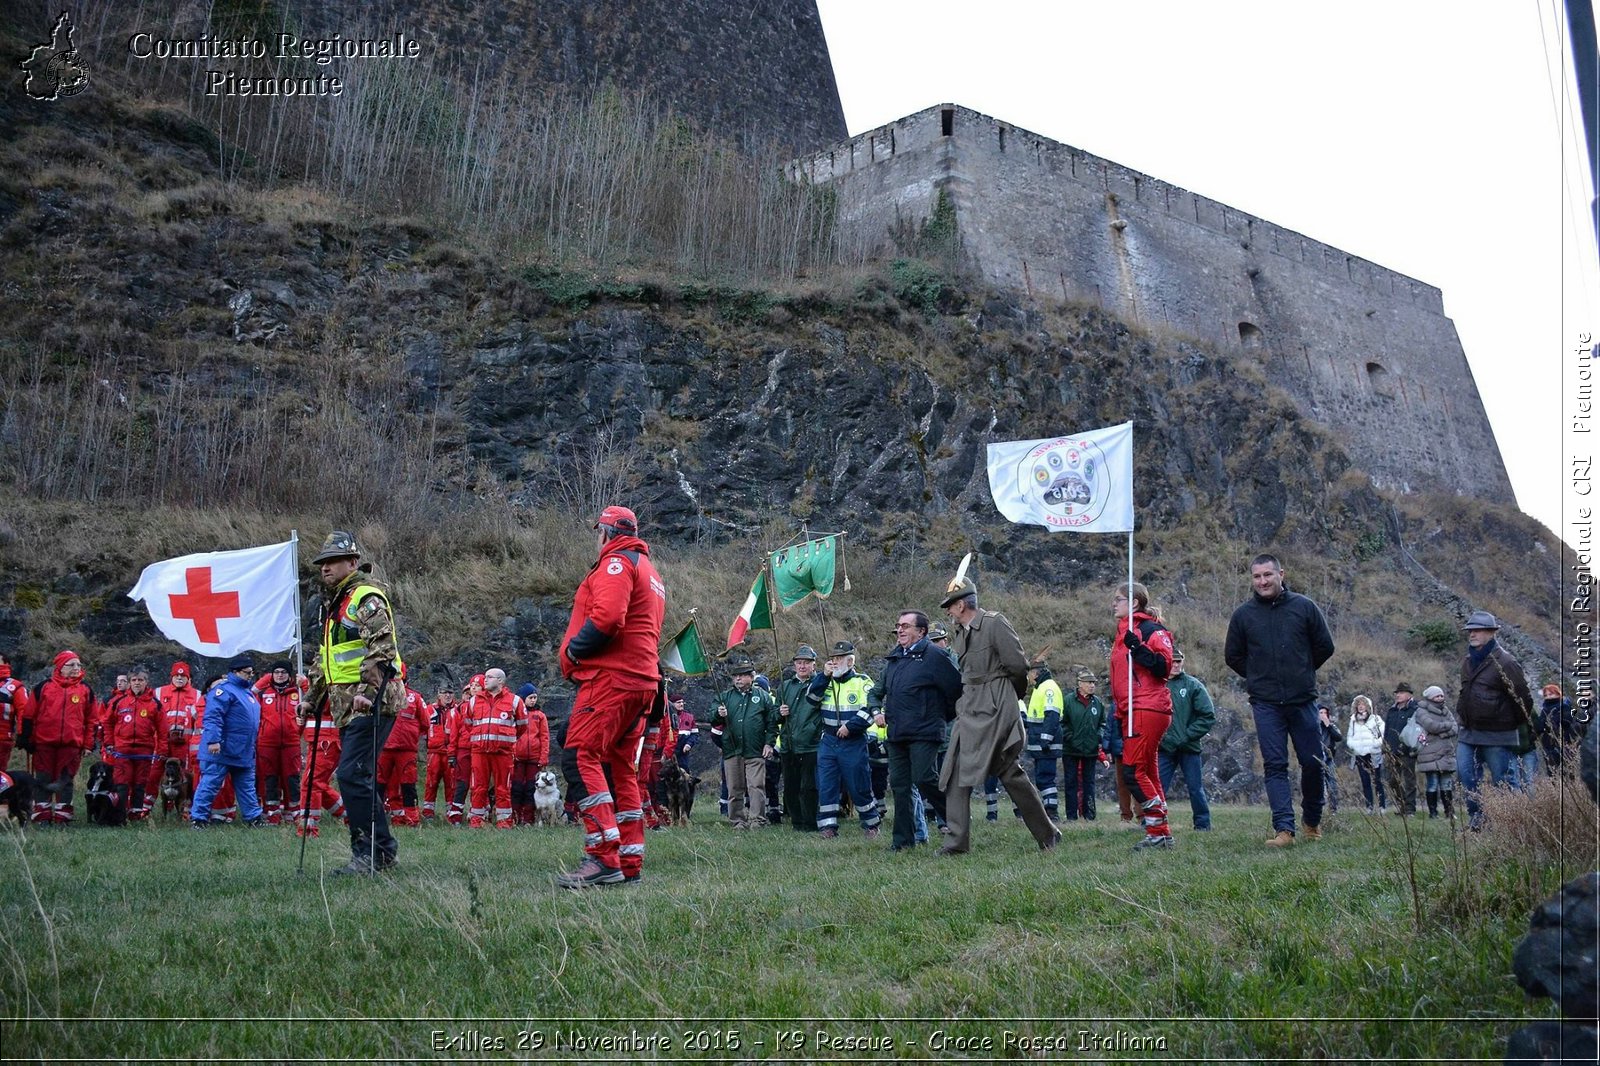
[
  {"x1": 0, "y1": 346, "x2": 461, "y2": 528},
  {"x1": 1434, "y1": 747, "x2": 1598, "y2": 923}
]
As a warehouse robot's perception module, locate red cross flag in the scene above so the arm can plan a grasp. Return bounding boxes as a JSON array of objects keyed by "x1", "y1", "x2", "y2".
[{"x1": 128, "y1": 541, "x2": 298, "y2": 657}]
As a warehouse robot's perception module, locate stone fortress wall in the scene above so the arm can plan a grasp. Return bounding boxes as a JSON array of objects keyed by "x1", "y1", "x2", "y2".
[{"x1": 795, "y1": 104, "x2": 1514, "y2": 504}]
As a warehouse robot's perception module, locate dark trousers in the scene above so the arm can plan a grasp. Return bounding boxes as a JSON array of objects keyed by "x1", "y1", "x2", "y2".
[
  {"x1": 337, "y1": 714, "x2": 397, "y2": 866},
  {"x1": 764, "y1": 754, "x2": 783, "y2": 820},
  {"x1": 781, "y1": 749, "x2": 818, "y2": 831},
  {"x1": 1385, "y1": 751, "x2": 1418, "y2": 815},
  {"x1": 1250, "y1": 699, "x2": 1324, "y2": 834},
  {"x1": 1157, "y1": 749, "x2": 1211, "y2": 829},
  {"x1": 887, "y1": 739, "x2": 946, "y2": 848},
  {"x1": 1355, "y1": 754, "x2": 1387, "y2": 810},
  {"x1": 1061, "y1": 756, "x2": 1098, "y2": 820},
  {"x1": 870, "y1": 761, "x2": 888, "y2": 804}
]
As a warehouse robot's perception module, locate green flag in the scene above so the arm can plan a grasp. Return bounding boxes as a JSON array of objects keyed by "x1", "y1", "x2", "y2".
[
  {"x1": 769, "y1": 536, "x2": 840, "y2": 610},
  {"x1": 661, "y1": 617, "x2": 710, "y2": 677}
]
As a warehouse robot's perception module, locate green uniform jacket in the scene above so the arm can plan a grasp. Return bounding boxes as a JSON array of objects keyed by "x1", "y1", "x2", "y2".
[
  {"x1": 1060, "y1": 690, "x2": 1106, "y2": 757},
  {"x1": 1160, "y1": 671, "x2": 1216, "y2": 755},
  {"x1": 775, "y1": 674, "x2": 821, "y2": 755},
  {"x1": 714, "y1": 686, "x2": 777, "y2": 759}
]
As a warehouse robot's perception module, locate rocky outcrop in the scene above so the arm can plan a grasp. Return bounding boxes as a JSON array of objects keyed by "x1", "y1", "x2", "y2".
[{"x1": 1508, "y1": 872, "x2": 1600, "y2": 1065}]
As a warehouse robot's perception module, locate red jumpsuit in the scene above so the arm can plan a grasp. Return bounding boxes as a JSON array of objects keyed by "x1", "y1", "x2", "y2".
[
  {"x1": 155, "y1": 675, "x2": 203, "y2": 815},
  {"x1": 638, "y1": 710, "x2": 676, "y2": 828},
  {"x1": 107, "y1": 687, "x2": 162, "y2": 819},
  {"x1": 93, "y1": 683, "x2": 124, "y2": 752},
  {"x1": 511, "y1": 702, "x2": 550, "y2": 824},
  {"x1": 558, "y1": 532, "x2": 667, "y2": 879},
  {"x1": 448, "y1": 700, "x2": 475, "y2": 824},
  {"x1": 296, "y1": 706, "x2": 344, "y2": 836},
  {"x1": 1110, "y1": 610, "x2": 1176, "y2": 843},
  {"x1": 0, "y1": 665, "x2": 32, "y2": 773},
  {"x1": 468, "y1": 688, "x2": 525, "y2": 828},
  {"x1": 378, "y1": 687, "x2": 426, "y2": 825},
  {"x1": 24, "y1": 652, "x2": 97, "y2": 823},
  {"x1": 421, "y1": 697, "x2": 456, "y2": 818},
  {"x1": 253, "y1": 677, "x2": 303, "y2": 824}
]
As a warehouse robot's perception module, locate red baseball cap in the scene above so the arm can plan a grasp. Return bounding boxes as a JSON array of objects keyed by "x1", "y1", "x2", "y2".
[{"x1": 594, "y1": 506, "x2": 638, "y2": 533}]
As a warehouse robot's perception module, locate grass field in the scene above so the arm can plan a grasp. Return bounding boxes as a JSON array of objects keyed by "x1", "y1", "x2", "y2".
[{"x1": 0, "y1": 795, "x2": 1563, "y2": 1064}]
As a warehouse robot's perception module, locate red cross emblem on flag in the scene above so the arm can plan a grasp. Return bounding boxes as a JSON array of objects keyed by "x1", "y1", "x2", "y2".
[
  {"x1": 128, "y1": 540, "x2": 299, "y2": 657},
  {"x1": 168, "y1": 567, "x2": 241, "y2": 644}
]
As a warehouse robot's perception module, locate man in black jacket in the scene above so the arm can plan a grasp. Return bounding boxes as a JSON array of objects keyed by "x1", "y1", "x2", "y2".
[
  {"x1": 1224, "y1": 554, "x2": 1336, "y2": 847},
  {"x1": 1456, "y1": 610, "x2": 1532, "y2": 829},
  {"x1": 1382, "y1": 683, "x2": 1421, "y2": 816},
  {"x1": 871, "y1": 610, "x2": 962, "y2": 852}
]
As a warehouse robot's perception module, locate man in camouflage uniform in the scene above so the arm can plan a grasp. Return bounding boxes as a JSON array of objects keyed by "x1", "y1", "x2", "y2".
[{"x1": 304, "y1": 531, "x2": 407, "y2": 876}]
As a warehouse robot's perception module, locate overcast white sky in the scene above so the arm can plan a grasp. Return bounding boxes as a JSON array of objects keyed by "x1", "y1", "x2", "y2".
[{"x1": 816, "y1": 1, "x2": 1598, "y2": 543}]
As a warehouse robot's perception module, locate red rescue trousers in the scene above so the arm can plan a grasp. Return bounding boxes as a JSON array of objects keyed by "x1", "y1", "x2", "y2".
[
  {"x1": 564, "y1": 675, "x2": 652, "y2": 876},
  {"x1": 298, "y1": 731, "x2": 342, "y2": 824},
  {"x1": 1119, "y1": 707, "x2": 1171, "y2": 840},
  {"x1": 34, "y1": 744, "x2": 84, "y2": 820},
  {"x1": 257, "y1": 743, "x2": 301, "y2": 797},
  {"x1": 110, "y1": 748, "x2": 155, "y2": 788},
  {"x1": 423, "y1": 751, "x2": 452, "y2": 813},
  {"x1": 377, "y1": 750, "x2": 416, "y2": 807},
  {"x1": 471, "y1": 750, "x2": 513, "y2": 824}
]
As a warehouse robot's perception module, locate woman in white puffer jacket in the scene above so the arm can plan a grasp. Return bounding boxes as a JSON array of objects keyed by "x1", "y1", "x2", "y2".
[{"x1": 1344, "y1": 695, "x2": 1387, "y2": 814}]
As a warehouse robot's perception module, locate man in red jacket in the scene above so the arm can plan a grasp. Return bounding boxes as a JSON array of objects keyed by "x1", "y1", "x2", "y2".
[
  {"x1": 510, "y1": 683, "x2": 549, "y2": 825},
  {"x1": 0, "y1": 653, "x2": 33, "y2": 773},
  {"x1": 254, "y1": 661, "x2": 303, "y2": 825},
  {"x1": 421, "y1": 686, "x2": 457, "y2": 820},
  {"x1": 556, "y1": 505, "x2": 667, "y2": 887},
  {"x1": 21, "y1": 650, "x2": 97, "y2": 823},
  {"x1": 95, "y1": 673, "x2": 128, "y2": 754},
  {"x1": 447, "y1": 676, "x2": 482, "y2": 825},
  {"x1": 379, "y1": 682, "x2": 427, "y2": 826},
  {"x1": 106, "y1": 667, "x2": 163, "y2": 820},
  {"x1": 468, "y1": 668, "x2": 525, "y2": 828},
  {"x1": 155, "y1": 663, "x2": 203, "y2": 817}
]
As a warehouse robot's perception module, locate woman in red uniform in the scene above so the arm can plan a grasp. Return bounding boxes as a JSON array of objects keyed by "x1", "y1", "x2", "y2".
[{"x1": 1109, "y1": 583, "x2": 1176, "y2": 851}]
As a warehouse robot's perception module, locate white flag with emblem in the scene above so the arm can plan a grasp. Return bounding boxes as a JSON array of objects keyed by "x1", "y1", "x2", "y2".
[
  {"x1": 986, "y1": 422, "x2": 1134, "y2": 533},
  {"x1": 128, "y1": 541, "x2": 299, "y2": 656}
]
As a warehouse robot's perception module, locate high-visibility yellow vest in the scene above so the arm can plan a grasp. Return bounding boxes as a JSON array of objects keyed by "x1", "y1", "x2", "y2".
[
  {"x1": 819, "y1": 674, "x2": 874, "y2": 732},
  {"x1": 320, "y1": 583, "x2": 403, "y2": 684},
  {"x1": 1025, "y1": 679, "x2": 1063, "y2": 721}
]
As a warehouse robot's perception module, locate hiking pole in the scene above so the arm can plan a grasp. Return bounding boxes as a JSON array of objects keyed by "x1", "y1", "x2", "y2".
[{"x1": 295, "y1": 692, "x2": 328, "y2": 877}]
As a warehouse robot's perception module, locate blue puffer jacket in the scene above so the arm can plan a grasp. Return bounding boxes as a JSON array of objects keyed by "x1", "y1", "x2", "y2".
[{"x1": 201, "y1": 673, "x2": 261, "y2": 768}]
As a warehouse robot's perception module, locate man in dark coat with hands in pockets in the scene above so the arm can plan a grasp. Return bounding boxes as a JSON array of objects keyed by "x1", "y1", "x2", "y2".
[{"x1": 1224, "y1": 553, "x2": 1335, "y2": 848}]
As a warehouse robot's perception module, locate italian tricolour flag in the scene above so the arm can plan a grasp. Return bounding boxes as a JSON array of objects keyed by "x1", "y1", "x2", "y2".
[
  {"x1": 661, "y1": 618, "x2": 710, "y2": 677},
  {"x1": 725, "y1": 569, "x2": 773, "y2": 651}
]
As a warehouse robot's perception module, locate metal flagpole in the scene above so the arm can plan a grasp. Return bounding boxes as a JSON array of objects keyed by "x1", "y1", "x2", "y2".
[
  {"x1": 291, "y1": 530, "x2": 303, "y2": 681},
  {"x1": 1126, "y1": 531, "x2": 1134, "y2": 739}
]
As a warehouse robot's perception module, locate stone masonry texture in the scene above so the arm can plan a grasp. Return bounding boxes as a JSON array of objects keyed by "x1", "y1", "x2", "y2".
[{"x1": 796, "y1": 104, "x2": 1514, "y2": 503}]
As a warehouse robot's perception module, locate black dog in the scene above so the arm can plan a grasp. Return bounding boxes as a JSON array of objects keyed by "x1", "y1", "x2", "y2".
[
  {"x1": 659, "y1": 755, "x2": 700, "y2": 825},
  {"x1": 159, "y1": 757, "x2": 184, "y2": 819},
  {"x1": 0, "y1": 769, "x2": 36, "y2": 827},
  {"x1": 84, "y1": 760, "x2": 124, "y2": 826}
]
